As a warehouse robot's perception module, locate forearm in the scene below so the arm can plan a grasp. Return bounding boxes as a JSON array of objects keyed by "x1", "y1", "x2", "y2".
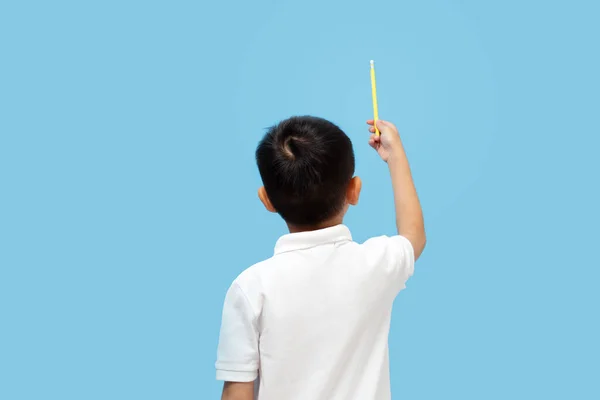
[
  {"x1": 388, "y1": 142, "x2": 426, "y2": 258},
  {"x1": 221, "y1": 381, "x2": 254, "y2": 400}
]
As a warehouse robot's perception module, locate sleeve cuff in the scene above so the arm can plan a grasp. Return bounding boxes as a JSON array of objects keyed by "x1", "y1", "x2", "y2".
[{"x1": 216, "y1": 368, "x2": 258, "y2": 382}]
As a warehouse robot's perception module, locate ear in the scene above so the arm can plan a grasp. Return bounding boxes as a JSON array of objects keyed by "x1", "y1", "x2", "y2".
[
  {"x1": 258, "y1": 187, "x2": 277, "y2": 213},
  {"x1": 346, "y1": 176, "x2": 362, "y2": 206}
]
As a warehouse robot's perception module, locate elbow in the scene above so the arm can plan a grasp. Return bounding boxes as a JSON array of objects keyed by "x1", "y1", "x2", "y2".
[
  {"x1": 414, "y1": 232, "x2": 427, "y2": 261},
  {"x1": 399, "y1": 224, "x2": 426, "y2": 260}
]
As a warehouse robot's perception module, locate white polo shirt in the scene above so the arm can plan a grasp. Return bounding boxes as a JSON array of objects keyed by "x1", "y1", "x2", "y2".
[{"x1": 215, "y1": 225, "x2": 415, "y2": 400}]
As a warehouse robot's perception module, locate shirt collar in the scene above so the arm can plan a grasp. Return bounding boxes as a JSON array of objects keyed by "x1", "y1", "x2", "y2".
[{"x1": 273, "y1": 224, "x2": 353, "y2": 255}]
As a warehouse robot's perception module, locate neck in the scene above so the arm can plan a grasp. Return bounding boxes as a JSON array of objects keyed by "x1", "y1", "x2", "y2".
[{"x1": 287, "y1": 216, "x2": 344, "y2": 234}]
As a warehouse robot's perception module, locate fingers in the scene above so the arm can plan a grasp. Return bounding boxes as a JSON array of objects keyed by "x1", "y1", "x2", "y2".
[
  {"x1": 367, "y1": 119, "x2": 380, "y2": 133},
  {"x1": 368, "y1": 133, "x2": 380, "y2": 149},
  {"x1": 377, "y1": 119, "x2": 397, "y2": 132},
  {"x1": 368, "y1": 119, "x2": 392, "y2": 131}
]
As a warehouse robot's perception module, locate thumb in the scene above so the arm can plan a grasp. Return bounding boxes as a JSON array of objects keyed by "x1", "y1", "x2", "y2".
[{"x1": 376, "y1": 119, "x2": 389, "y2": 132}]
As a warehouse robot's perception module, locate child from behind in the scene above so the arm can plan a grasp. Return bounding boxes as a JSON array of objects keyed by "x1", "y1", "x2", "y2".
[{"x1": 216, "y1": 116, "x2": 426, "y2": 400}]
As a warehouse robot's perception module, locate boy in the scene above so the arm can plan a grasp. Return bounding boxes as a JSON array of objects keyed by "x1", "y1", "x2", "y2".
[{"x1": 215, "y1": 116, "x2": 426, "y2": 400}]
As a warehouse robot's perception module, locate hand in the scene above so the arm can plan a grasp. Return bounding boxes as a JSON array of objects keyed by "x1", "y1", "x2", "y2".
[{"x1": 367, "y1": 119, "x2": 402, "y2": 162}]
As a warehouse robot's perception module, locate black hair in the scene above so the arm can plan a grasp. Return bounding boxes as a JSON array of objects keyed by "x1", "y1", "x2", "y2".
[{"x1": 256, "y1": 116, "x2": 355, "y2": 226}]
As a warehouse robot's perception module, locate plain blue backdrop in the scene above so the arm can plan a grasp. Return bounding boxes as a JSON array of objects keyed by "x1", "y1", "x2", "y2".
[{"x1": 1, "y1": 0, "x2": 599, "y2": 398}]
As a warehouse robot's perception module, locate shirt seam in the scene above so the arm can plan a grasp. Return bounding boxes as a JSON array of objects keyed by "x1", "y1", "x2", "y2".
[
  {"x1": 274, "y1": 238, "x2": 352, "y2": 256},
  {"x1": 232, "y1": 280, "x2": 259, "y2": 322},
  {"x1": 215, "y1": 362, "x2": 259, "y2": 371}
]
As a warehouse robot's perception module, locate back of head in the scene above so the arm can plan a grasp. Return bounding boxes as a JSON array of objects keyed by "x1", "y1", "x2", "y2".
[{"x1": 256, "y1": 116, "x2": 355, "y2": 227}]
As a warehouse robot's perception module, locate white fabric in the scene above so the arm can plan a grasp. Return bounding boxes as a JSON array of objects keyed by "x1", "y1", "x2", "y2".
[{"x1": 216, "y1": 225, "x2": 415, "y2": 400}]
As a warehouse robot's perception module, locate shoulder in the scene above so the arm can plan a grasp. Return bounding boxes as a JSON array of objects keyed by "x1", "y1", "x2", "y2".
[
  {"x1": 357, "y1": 234, "x2": 416, "y2": 286},
  {"x1": 233, "y1": 256, "x2": 280, "y2": 290},
  {"x1": 225, "y1": 256, "x2": 280, "y2": 315},
  {"x1": 360, "y1": 234, "x2": 414, "y2": 253}
]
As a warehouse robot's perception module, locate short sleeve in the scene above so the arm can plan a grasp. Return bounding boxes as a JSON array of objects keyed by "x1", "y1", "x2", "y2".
[
  {"x1": 215, "y1": 282, "x2": 259, "y2": 382},
  {"x1": 363, "y1": 235, "x2": 415, "y2": 295}
]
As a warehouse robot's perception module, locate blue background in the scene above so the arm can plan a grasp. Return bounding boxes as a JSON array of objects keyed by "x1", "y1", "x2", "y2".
[{"x1": 1, "y1": 0, "x2": 599, "y2": 398}]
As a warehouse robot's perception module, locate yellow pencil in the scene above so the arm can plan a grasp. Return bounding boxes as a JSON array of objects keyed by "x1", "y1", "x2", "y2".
[{"x1": 370, "y1": 60, "x2": 380, "y2": 136}]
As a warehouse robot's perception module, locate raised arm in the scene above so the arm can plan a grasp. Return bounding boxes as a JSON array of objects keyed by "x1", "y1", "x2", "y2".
[{"x1": 368, "y1": 119, "x2": 426, "y2": 259}]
